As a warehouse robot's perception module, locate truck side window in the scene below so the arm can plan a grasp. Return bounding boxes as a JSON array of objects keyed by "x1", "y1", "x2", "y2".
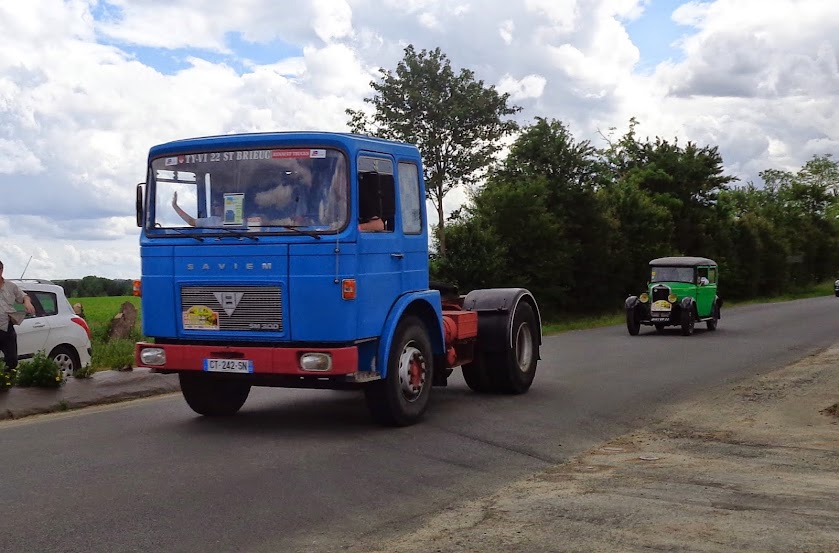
[
  {"x1": 398, "y1": 162, "x2": 422, "y2": 234},
  {"x1": 358, "y1": 156, "x2": 395, "y2": 232}
]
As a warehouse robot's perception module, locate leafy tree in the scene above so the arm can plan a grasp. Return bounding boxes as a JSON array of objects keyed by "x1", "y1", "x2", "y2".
[
  {"x1": 600, "y1": 119, "x2": 736, "y2": 257},
  {"x1": 346, "y1": 45, "x2": 520, "y2": 255}
]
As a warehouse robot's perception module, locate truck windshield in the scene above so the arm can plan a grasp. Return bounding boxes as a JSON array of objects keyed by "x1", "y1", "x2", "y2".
[
  {"x1": 149, "y1": 148, "x2": 348, "y2": 234},
  {"x1": 651, "y1": 266, "x2": 695, "y2": 283}
]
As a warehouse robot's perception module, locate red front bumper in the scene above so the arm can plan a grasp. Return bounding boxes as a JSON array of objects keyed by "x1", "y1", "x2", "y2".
[{"x1": 135, "y1": 342, "x2": 359, "y2": 375}]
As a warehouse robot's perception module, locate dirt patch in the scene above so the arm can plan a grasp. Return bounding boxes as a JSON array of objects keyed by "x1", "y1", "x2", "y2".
[{"x1": 351, "y1": 345, "x2": 839, "y2": 553}]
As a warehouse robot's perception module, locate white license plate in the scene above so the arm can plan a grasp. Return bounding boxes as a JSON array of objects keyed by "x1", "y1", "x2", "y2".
[{"x1": 204, "y1": 358, "x2": 253, "y2": 373}]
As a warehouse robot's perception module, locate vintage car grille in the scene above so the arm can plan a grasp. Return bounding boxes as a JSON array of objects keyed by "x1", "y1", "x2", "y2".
[
  {"x1": 652, "y1": 286, "x2": 670, "y2": 302},
  {"x1": 181, "y1": 285, "x2": 282, "y2": 331}
]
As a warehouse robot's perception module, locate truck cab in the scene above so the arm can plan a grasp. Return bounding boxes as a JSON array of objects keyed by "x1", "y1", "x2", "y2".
[{"x1": 135, "y1": 132, "x2": 541, "y2": 425}]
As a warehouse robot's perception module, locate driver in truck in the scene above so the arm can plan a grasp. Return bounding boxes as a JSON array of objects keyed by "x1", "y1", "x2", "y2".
[{"x1": 172, "y1": 191, "x2": 223, "y2": 227}]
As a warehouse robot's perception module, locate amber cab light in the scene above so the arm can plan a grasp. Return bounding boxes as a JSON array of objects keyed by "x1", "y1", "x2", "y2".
[{"x1": 342, "y1": 279, "x2": 357, "y2": 300}]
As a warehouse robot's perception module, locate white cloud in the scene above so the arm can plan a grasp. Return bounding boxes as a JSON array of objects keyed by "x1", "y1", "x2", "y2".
[
  {"x1": 498, "y1": 74, "x2": 547, "y2": 101},
  {"x1": 499, "y1": 20, "x2": 515, "y2": 45},
  {"x1": 0, "y1": 0, "x2": 836, "y2": 278}
]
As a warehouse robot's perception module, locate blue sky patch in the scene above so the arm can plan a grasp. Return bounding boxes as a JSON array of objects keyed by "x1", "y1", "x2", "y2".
[{"x1": 625, "y1": 0, "x2": 691, "y2": 72}]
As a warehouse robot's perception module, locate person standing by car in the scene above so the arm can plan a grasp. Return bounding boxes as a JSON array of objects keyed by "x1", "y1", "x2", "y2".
[{"x1": 0, "y1": 260, "x2": 36, "y2": 371}]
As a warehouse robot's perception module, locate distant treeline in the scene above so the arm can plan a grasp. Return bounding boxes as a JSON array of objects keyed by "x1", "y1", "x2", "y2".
[
  {"x1": 430, "y1": 118, "x2": 839, "y2": 318},
  {"x1": 54, "y1": 276, "x2": 134, "y2": 298}
]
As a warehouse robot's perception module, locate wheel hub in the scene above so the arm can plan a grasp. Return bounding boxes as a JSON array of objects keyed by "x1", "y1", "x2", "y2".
[
  {"x1": 515, "y1": 323, "x2": 534, "y2": 372},
  {"x1": 397, "y1": 344, "x2": 426, "y2": 402}
]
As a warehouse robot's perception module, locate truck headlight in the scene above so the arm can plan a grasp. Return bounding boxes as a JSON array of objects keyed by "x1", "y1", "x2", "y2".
[
  {"x1": 140, "y1": 347, "x2": 166, "y2": 366},
  {"x1": 639, "y1": 293, "x2": 649, "y2": 303},
  {"x1": 299, "y1": 353, "x2": 332, "y2": 372},
  {"x1": 668, "y1": 294, "x2": 677, "y2": 303}
]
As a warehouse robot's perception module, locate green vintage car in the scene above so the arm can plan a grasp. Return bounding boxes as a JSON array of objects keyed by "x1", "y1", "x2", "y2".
[{"x1": 625, "y1": 256, "x2": 722, "y2": 336}]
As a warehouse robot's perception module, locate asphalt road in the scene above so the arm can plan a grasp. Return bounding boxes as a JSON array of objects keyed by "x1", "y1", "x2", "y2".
[{"x1": 2, "y1": 296, "x2": 838, "y2": 553}]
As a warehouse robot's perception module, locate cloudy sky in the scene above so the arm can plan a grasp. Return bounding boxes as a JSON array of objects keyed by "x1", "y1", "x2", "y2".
[{"x1": 0, "y1": 0, "x2": 836, "y2": 280}]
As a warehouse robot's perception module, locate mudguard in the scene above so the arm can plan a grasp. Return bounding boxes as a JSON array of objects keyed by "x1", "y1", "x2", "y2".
[
  {"x1": 680, "y1": 296, "x2": 696, "y2": 317},
  {"x1": 377, "y1": 290, "x2": 445, "y2": 378},
  {"x1": 625, "y1": 295, "x2": 640, "y2": 310},
  {"x1": 463, "y1": 288, "x2": 542, "y2": 353}
]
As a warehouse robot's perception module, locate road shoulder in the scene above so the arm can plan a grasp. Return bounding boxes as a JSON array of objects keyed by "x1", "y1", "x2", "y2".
[
  {"x1": 357, "y1": 344, "x2": 839, "y2": 552},
  {"x1": 0, "y1": 368, "x2": 180, "y2": 420}
]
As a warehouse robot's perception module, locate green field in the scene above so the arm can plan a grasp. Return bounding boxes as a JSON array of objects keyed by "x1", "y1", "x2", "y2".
[{"x1": 70, "y1": 296, "x2": 143, "y2": 371}]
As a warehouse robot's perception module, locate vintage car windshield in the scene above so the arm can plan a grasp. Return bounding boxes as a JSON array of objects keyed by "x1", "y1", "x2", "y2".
[
  {"x1": 651, "y1": 266, "x2": 695, "y2": 283},
  {"x1": 149, "y1": 148, "x2": 348, "y2": 233}
]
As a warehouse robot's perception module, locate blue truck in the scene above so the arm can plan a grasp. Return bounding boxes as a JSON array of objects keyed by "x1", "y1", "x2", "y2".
[{"x1": 134, "y1": 132, "x2": 541, "y2": 425}]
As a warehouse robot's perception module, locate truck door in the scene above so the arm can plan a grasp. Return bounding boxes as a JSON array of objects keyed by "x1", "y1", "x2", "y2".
[
  {"x1": 356, "y1": 155, "x2": 403, "y2": 338},
  {"x1": 396, "y1": 161, "x2": 427, "y2": 292}
]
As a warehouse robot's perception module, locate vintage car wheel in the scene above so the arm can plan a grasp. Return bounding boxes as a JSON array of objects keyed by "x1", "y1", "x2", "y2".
[
  {"x1": 680, "y1": 307, "x2": 695, "y2": 336},
  {"x1": 707, "y1": 304, "x2": 719, "y2": 331},
  {"x1": 626, "y1": 309, "x2": 641, "y2": 336}
]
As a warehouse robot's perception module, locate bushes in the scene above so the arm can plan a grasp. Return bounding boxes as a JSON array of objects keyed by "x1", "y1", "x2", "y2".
[
  {"x1": 0, "y1": 359, "x2": 16, "y2": 391},
  {"x1": 15, "y1": 351, "x2": 64, "y2": 388}
]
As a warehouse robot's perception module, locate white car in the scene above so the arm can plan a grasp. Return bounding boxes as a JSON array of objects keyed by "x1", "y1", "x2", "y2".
[{"x1": 2, "y1": 279, "x2": 92, "y2": 377}]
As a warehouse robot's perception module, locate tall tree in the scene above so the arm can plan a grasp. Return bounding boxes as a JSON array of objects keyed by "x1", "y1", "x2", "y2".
[{"x1": 346, "y1": 45, "x2": 520, "y2": 255}]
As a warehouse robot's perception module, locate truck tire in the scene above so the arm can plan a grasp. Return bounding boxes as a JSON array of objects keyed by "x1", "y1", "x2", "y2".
[
  {"x1": 461, "y1": 353, "x2": 495, "y2": 393},
  {"x1": 179, "y1": 372, "x2": 251, "y2": 416},
  {"x1": 493, "y1": 302, "x2": 539, "y2": 394},
  {"x1": 464, "y1": 302, "x2": 538, "y2": 395},
  {"x1": 364, "y1": 316, "x2": 433, "y2": 426}
]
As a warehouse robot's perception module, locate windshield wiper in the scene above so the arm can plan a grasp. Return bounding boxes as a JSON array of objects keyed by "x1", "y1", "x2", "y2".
[
  {"x1": 211, "y1": 227, "x2": 259, "y2": 241},
  {"x1": 277, "y1": 225, "x2": 322, "y2": 240},
  {"x1": 154, "y1": 224, "x2": 204, "y2": 242}
]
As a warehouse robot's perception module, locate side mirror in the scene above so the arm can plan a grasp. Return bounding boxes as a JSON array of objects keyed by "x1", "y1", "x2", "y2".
[{"x1": 135, "y1": 183, "x2": 145, "y2": 227}]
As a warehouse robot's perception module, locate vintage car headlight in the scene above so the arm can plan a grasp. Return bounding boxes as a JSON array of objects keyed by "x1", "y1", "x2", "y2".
[
  {"x1": 639, "y1": 293, "x2": 649, "y2": 303},
  {"x1": 668, "y1": 294, "x2": 677, "y2": 303}
]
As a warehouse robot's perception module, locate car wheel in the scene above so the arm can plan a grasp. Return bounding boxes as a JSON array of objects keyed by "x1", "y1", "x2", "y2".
[
  {"x1": 179, "y1": 372, "x2": 251, "y2": 416},
  {"x1": 49, "y1": 346, "x2": 81, "y2": 379},
  {"x1": 626, "y1": 308, "x2": 641, "y2": 336},
  {"x1": 364, "y1": 316, "x2": 433, "y2": 426},
  {"x1": 680, "y1": 307, "x2": 695, "y2": 336},
  {"x1": 707, "y1": 304, "x2": 719, "y2": 331}
]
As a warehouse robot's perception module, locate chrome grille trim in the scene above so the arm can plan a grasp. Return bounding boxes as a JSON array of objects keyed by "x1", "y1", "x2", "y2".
[{"x1": 181, "y1": 285, "x2": 282, "y2": 331}]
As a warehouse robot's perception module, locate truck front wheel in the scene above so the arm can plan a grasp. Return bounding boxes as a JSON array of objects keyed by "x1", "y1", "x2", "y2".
[
  {"x1": 179, "y1": 373, "x2": 251, "y2": 416},
  {"x1": 364, "y1": 316, "x2": 433, "y2": 426}
]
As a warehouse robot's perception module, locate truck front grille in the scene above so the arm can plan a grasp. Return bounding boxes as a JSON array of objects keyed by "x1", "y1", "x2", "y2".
[{"x1": 181, "y1": 285, "x2": 282, "y2": 332}]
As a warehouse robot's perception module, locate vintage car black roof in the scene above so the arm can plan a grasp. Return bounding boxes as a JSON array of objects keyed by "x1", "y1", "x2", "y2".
[{"x1": 649, "y1": 256, "x2": 717, "y2": 267}]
